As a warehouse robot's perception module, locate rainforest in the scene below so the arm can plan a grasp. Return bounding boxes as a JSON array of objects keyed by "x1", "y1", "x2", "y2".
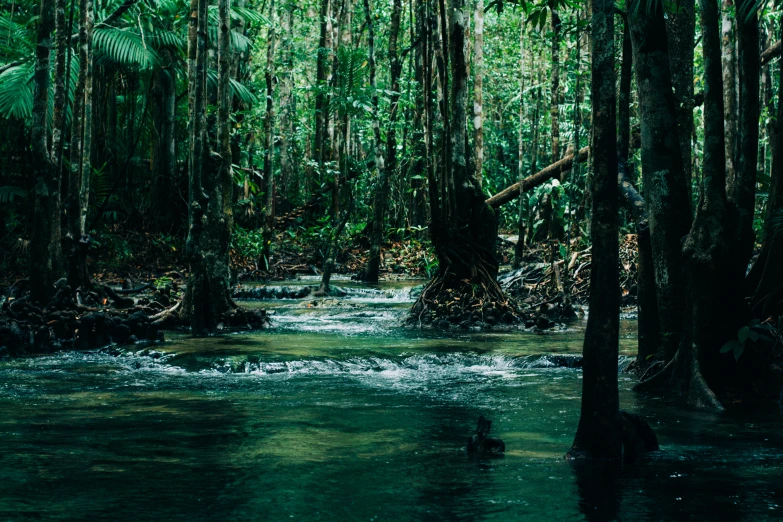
[{"x1": 0, "y1": 0, "x2": 782, "y2": 519}]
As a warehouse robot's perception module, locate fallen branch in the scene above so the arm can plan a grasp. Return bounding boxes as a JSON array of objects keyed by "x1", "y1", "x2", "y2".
[{"x1": 486, "y1": 147, "x2": 590, "y2": 208}]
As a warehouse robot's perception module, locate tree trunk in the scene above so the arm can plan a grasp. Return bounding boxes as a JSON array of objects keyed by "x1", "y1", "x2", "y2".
[
  {"x1": 66, "y1": 0, "x2": 94, "y2": 291},
  {"x1": 569, "y1": 0, "x2": 622, "y2": 461},
  {"x1": 721, "y1": 0, "x2": 737, "y2": 188},
  {"x1": 550, "y1": 8, "x2": 561, "y2": 162},
  {"x1": 279, "y1": 5, "x2": 294, "y2": 202},
  {"x1": 730, "y1": 4, "x2": 760, "y2": 271},
  {"x1": 513, "y1": 19, "x2": 526, "y2": 269},
  {"x1": 151, "y1": 55, "x2": 176, "y2": 230},
  {"x1": 410, "y1": 0, "x2": 517, "y2": 328},
  {"x1": 472, "y1": 0, "x2": 484, "y2": 187},
  {"x1": 665, "y1": 0, "x2": 695, "y2": 203},
  {"x1": 30, "y1": 0, "x2": 60, "y2": 304},
  {"x1": 617, "y1": 13, "x2": 659, "y2": 369},
  {"x1": 262, "y1": 0, "x2": 277, "y2": 265},
  {"x1": 314, "y1": 0, "x2": 332, "y2": 193},
  {"x1": 183, "y1": 0, "x2": 235, "y2": 334},
  {"x1": 360, "y1": 0, "x2": 393, "y2": 283},
  {"x1": 748, "y1": 21, "x2": 783, "y2": 319},
  {"x1": 628, "y1": 2, "x2": 692, "y2": 363}
]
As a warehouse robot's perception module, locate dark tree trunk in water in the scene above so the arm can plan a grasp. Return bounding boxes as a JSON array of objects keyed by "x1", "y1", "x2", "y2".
[
  {"x1": 569, "y1": 0, "x2": 621, "y2": 461},
  {"x1": 410, "y1": 0, "x2": 517, "y2": 328},
  {"x1": 30, "y1": 0, "x2": 60, "y2": 304},
  {"x1": 628, "y1": 2, "x2": 692, "y2": 363},
  {"x1": 182, "y1": 0, "x2": 235, "y2": 334},
  {"x1": 676, "y1": 0, "x2": 742, "y2": 411},
  {"x1": 617, "y1": 15, "x2": 659, "y2": 368}
]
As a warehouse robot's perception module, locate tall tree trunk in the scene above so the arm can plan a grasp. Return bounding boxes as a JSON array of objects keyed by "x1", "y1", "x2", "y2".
[
  {"x1": 410, "y1": 0, "x2": 428, "y2": 229},
  {"x1": 722, "y1": 0, "x2": 737, "y2": 187},
  {"x1": 263, "y1": 0, "x2": 277, "y2": 265},
  {"x1": 279, "y1": 3, "x2": 296, "y2": 202},
  {"x1": 666, "y1": 0, "x2": 695, "y2": 204},
  {"x1": 678, "y1": 0, "x2": 738, "y2": 411},
  {"x1": 513, "y1": 19, "x2": 526, "y2": 269},
  {"x1": 30, "y1": 0, "x2": 59, "y2": 304},
  {"x1": 410, "y1": 0, "x2": 516, "y2": 328},
  {"x1": 569, "y1": 0, "x2": 621, "y2": 461},
  {"x1": 472, "y1": 0, "x2": 484, "y2": 187},
  {"x1": 550, "y1": 8, "x2": 561, "y2": 162},
  {"x1": 152, "y1": 55, "x2": 176, "y2": 229},
  {"x1": 314, "y1": 0, "x2": 332, "y2": 193},
  {"x1": 731, "y1": 4, "x2": 760, "y2": 270},
  {"x1": 361, "y1": 0, "x2": 396, "y2": 283},
  {"x1": 748, "y1": 19, "x2": 783, "y2": 319},
  {"x1": 617, "y1": 15, "x2": 659, "y2": 369},
  {"x1": 66, "y1": 0, "x2": 94, "y2": 291},
  {"x1": 628, "y1": 1, "x2": 692, "y2": 364}
]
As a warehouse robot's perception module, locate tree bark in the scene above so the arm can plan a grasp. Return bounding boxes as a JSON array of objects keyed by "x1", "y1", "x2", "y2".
[
  {"x1": 513, "y1": 19, "x2": 526, "y2": 269},
  {"x1": 151, "y1": 55, "x2": 176, "y2": 229},
  {"x1": 262, "y1": 0, "x2": 277, "y2": 265},
  {"x1": 665, "y1": 0, "x2": 695, "y2": 204},
  {"x1": 550, "y1": 8, "x2": 561, "y2": 162},
  {"x1": 472, "y1": 0, "x2": 484, "y2": 187},
  {"x1": 30, "y1": 0, "x2": 59, "y2": 304},
  {"x1": 730, "y1": 4, "x2": 760, "y2": 271},
  {"x1": 66, "y1": 0, "x2": 94, "y2": 291},
  {"x1": 569, "y1": 0, "x2": 621, "y2": 461},
  {"x1": 721, "y1": 0, "x2": 737, "y2": 189},
  {"x1": 314, "y1": 0, "x2": 332, "y2": 193},
  {"x1": 628, "y1": 2, "x2": 692, "y2": 363},
  {"x1": 360, "y1": 0, "x2": 392, "y2": 283}
]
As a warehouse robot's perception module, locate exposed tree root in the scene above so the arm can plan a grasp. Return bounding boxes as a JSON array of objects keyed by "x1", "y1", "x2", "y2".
[{"x1": 407, "y1": 273, "x2": 522, "y2": 330}]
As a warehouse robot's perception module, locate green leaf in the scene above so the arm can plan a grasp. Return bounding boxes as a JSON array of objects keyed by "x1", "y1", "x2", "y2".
[
  {"x1": 721, "y1": 340, "x2": 742, "y2": 354},
  {"x1": 738, "y1": 326, "x2": 751, "y2": 344}
]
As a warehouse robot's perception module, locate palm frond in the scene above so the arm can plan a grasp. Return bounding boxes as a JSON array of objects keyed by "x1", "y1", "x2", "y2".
[
  {"x1": 206, "y1": 69, "x2": 258, "y2": 105},
  {"x1": 93, "y1": 27, "x2": 160, "y2": 69},
  {"x1": 207, "y1": 5, "x2": 271, "y2": 26},
  {"x1": 206, "y1": 26, "x2": 253, "y2": 53},
  {"x1": 0, "y1": 185, "x2": 27, "y2": 203},
  {"x1": 0, "y1": 61, "x2": 34, "y2": 119}
]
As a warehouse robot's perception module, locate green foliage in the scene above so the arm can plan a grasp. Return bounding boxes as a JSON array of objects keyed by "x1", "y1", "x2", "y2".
[
  {"x1": 721, "y1": 320, "x2": 779, "y2": 361},
  {"x1": 0, "y1": 185, "x2": 27, "y2": 203}
]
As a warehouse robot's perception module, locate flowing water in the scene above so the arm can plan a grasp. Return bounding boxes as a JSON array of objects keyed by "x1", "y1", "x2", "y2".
[{"x1": 0, "y1": 278, "x2": 781, "y2": 521}]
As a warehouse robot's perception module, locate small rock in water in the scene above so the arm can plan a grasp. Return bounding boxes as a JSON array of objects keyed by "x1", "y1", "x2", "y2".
[{"x1": 466, "y1": 415, "x2": 505, "y2": 455}]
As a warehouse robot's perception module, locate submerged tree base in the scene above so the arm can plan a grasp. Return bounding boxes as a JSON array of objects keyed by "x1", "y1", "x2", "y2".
[{"x1": 407, "y1": 275, "x2": 522, "y2": 330}]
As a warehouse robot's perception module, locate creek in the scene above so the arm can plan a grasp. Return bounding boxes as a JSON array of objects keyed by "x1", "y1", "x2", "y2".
[{"x1": 0, "y1": 277, "x2": 780, "y2": 520}]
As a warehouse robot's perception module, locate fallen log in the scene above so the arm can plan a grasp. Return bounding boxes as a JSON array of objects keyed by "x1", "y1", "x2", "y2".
[
  {"x1": 761, "y1": 40, "x2": 781, "y2": 66},
  {"x1": 485, "y1": 147, "x2": 590, "y2": 208}
]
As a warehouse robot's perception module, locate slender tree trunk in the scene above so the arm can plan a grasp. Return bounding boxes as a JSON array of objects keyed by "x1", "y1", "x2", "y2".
[
  {"x1": 67, "y1": 0, "x2": 94, "y2": 291},
  {"x1": 550, "y1": 8, "x2": 561, "y2": 162},
  {"x1": 263, "y1": 0, "x2": 277, "y2": 265},
  {"x1": 472, "y1": 0, "x2": 484, "y2": 187},
  {"x1": 315, "y1": 0, "x2": 332, "y2": 193},
  {"x1": 569, "y1": 0, "x2": 621, "y2": 461},
  {"x1": 30, "y1": 0, "x2": 58, "y2": 304},
  {"x1": 628, "y1": 2, "x2": 692, "y2": 364},
  {"x1": 513, "y1": 19, "x2": 525, "y2": 269},
  {"x1": 722, "y1": 0, "x2": 737, "y2": 187},
  {"x1": 152, "y1": 56, "x2": 176, "y2": 229},
  {"x1": 279, "y1": 4, "x2": 295, "y2": 202},
  {"x1": 361, "y1": 0, "x2": 395, "y2": 283}
]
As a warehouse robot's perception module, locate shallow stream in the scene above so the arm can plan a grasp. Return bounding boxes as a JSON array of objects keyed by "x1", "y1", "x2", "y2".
[{"x1": 0, "y1": 278, "x2": 781, "y2": 520}]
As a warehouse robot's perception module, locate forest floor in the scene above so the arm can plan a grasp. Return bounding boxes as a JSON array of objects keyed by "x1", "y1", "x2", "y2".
[{"x1": 0, "y1": 228, "x2": 643, "y2": 311}]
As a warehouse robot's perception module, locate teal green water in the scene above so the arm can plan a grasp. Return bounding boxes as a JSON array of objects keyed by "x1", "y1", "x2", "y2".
[{"x1": 0, "y1": 280, "x2": 781, "y2": 521}]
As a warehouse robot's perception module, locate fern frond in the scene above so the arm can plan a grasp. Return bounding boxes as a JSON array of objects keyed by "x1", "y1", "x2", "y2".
[
  {"x1": 0, "y1": 61, "x2": 34, "y2": 119},
  {"x1": 93, "y1": 27, "x2": 160, "y2": 69}
]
